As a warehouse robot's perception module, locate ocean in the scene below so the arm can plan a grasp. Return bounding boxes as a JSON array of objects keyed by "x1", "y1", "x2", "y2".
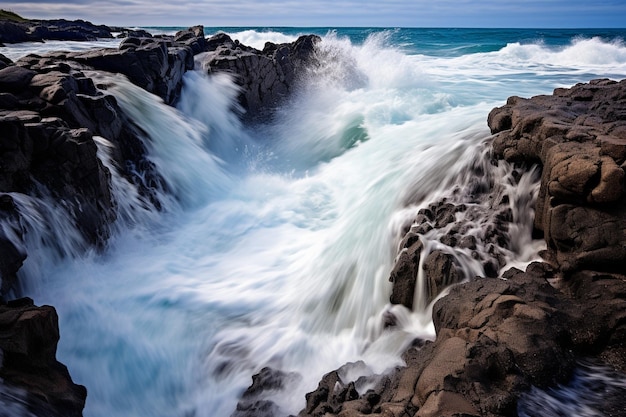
[{"x1": 3, "y1": 27, "x2": 626, "y2": 417}]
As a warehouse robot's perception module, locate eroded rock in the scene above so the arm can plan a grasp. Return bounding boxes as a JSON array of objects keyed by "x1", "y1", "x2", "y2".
[
  {"x1": 202, "y1": 33, "x2": 321, "y2": 120},
  {"x1": 0, "y1": 298, "x2": 86, "y2": 417},
  {"x1": 489, "y1": 78, "x2": 626, "y2": 273}
]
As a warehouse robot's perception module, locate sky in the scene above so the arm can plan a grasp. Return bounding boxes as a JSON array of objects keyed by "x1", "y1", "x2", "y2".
[{"x1": 2, "y1": 0, "x2": 626, "y2": 28}]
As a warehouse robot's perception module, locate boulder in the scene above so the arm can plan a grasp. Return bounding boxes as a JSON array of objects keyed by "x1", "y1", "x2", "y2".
[
  {"x1": 202, "y1": 34, "x2": 321, "y2": 120},
  {"x1": 489, "y1": 78, "x2": 626, "y2": 273},
  {"x1": 0, "y1": 297, "x2": 86, "y2": 417}
]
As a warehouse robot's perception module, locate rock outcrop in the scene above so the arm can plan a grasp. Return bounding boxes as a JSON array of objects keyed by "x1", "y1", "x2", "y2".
[
  {"x1": 0, "y1": 26, "x2": 211, "y2": 417},
  {"x1": 0, "y1": 297, "x2": 86, "y2": 417},
  {"x1": 202, "y1": 34, "x2": 320, "y2": 120},
  {"x1": 0, "y1": 24, "x2": 321, "y2": 417},
  {"x1": 297, "y1": 79, "x2": 626, "y2": 417},
  {"x1": 0, "y1": 17, "x2": 114, "y2": 44},
  {"x1": 489, "y1": 78, "x2": 626, "y2": 273}
]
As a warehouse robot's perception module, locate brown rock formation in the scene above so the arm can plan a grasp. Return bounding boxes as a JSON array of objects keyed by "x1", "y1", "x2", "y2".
[
  {"x1": 489, "y1": 78, "x2": 626, "y2": 273},
  {"x1": 296, "y1": 78, "x2": 626, "y2": 417}
]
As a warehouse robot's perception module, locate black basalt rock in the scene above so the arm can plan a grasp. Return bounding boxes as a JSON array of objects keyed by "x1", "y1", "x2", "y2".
[{"x1": 203, "y1": 34, "x2": 321, "y2": 121}]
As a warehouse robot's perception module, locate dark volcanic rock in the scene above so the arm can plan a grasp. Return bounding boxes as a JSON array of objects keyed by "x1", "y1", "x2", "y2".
[
  {"x1": 0, "y1": 64, "x2": 130, "y2": 250},
  {"x1": 58, "y1": 36, "x2": 195, "y2": 105},
  {"x1": 0, "y1": 18, "x2": 114, "y2": 43},
  {"x1": 232, "y1": 367, "x2": 301, "y2": 417},
  {"x1": 0, "y1": 298, "x2": 86, "y2": 417},
  {"x1": 202, "y1": 33, "x2": 321, "y2": 120},
  {"x1": 0, "y1": 24, "x2": 223, "y2": 417},
  {"x1": 0, "y1": 23, "x2": 327, "y2": 417}
]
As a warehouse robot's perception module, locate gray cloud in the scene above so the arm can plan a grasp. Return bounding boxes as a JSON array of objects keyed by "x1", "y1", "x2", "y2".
[{"x1": 1, "y1": 0, "x2": 625, "y2": 27}]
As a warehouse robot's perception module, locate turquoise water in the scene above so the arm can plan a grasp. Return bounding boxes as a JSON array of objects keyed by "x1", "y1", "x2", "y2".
[
  {"x1": 2, "y1": 27, "x2": 626, "y2": 417},
  {"x1": 146, "y1": 27, "x2": 626, "y2": 55}
]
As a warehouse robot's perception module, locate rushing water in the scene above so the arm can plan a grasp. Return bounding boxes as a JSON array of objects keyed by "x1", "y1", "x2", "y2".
[{"x1": 3, "y1": 28, "x2": 626, "y2": 417}]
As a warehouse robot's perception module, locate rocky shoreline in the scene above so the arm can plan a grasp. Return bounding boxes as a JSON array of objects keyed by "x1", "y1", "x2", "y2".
[
  {"x1": 0, "y1": 18, "x2": 319, "y2": 416},
  {"x1": 289, "y1": 79, "x2": 626, "y2": 417},
  {"x1": 1, "y1": 17, "x2": 625, "y2": 417}
]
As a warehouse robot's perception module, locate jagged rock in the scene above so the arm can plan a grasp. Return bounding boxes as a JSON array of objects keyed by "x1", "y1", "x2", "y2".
[
  {"x1": 0, "y1": 35, "x2": 200, "y2": 291},
  {"x1": 298, "y1": 362, "x2": 378, "y2": 417},
  {"x1": 203, "y1": 33, "x2": 321, "y2": 120},
  {"x1": 387, "y1": 145, "x2": 534, "y2": 311},
  {"x1": 301, "y1": 78, "x2": 626, "y2": 417},
  {"x1": 0, "y1": 297, "x2": 86, "y2": 416},
  {"x1": 0, "y1": 18, "x2": 113, "y2": 43},
  {"x1": 63, "y1": 38, "x2": 194, "y2": 105},
  {"x1": 489, "y1": 78, "x2": 626, "y2": 273},
  {"x1": 0, "y1": 68, "x2": 116, "y2": 249},
  {"x1": 174, "y1": 25, "x2": 206, "y2": 54},
  {"x1": 232, "y1": 367, "x2": 301, "y2": 417}
]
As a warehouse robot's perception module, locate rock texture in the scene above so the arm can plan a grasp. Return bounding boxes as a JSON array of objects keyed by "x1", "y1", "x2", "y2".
[
  {"x1": 0, "y1": 18, "x2": 113, "y2": 44},
  {"x1": 0, "y1": 297, "x2": 86, "y2": 417},
  {"x1": 0, "y1": 24, "x2": 320, "y2": 417},
  {"x1": 296, "y1": 79, "x2": 626, "y2": 417},
  {"x1": 489, "y1": 78, "x2": 626, "y2": 273},
  {"x1": 389, "y1": 146, "x2": 538, "y2": 311},
  {"x1": 0, "y1": 57, "x2": 156, "y2": 263},
  {"x1": 202, "y1": 33, "x2": 320, "y2": 120},
  {"x1": 232, "y1": 367, "x2": 302, "y2": 417}
]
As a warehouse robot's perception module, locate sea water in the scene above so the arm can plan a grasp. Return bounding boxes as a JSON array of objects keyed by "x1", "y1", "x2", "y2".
[{"x1": 2, "y1": 28, "x2": 626, "y2": 417}]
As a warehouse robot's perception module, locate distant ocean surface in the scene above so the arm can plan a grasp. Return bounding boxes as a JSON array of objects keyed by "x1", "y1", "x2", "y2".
[{"x1": 3, "y1": 27, "x2": 626, "y2": 417}]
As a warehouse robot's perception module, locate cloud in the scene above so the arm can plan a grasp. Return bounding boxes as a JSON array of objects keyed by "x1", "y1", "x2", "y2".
[{"x1": 2, "y1": 0, "x2": 625, "y2": 27}]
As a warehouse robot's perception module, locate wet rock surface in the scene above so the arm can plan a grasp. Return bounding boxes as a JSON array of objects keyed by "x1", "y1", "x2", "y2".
[
  {"x1": 202, "y1": 33, "x2": 320, "y2": 120},
  {"x1": 232, "y1": 367, "x2": 302, "y2": 417},
  {"x1": 0, "y1": 297, "x2": 86, "y2": 417},
  {"x1": 489, "y1": 78, "x2": 626, "y2": 272},
  {"x1": 0, "y1": 24, "x2": 320, "y2": 416},
  {"x1": 296, "y1": 79, "x2": 626, "y2": 417},
  {"x1": 0, "y1": 17, "x2": 113, "y2": 44}
]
